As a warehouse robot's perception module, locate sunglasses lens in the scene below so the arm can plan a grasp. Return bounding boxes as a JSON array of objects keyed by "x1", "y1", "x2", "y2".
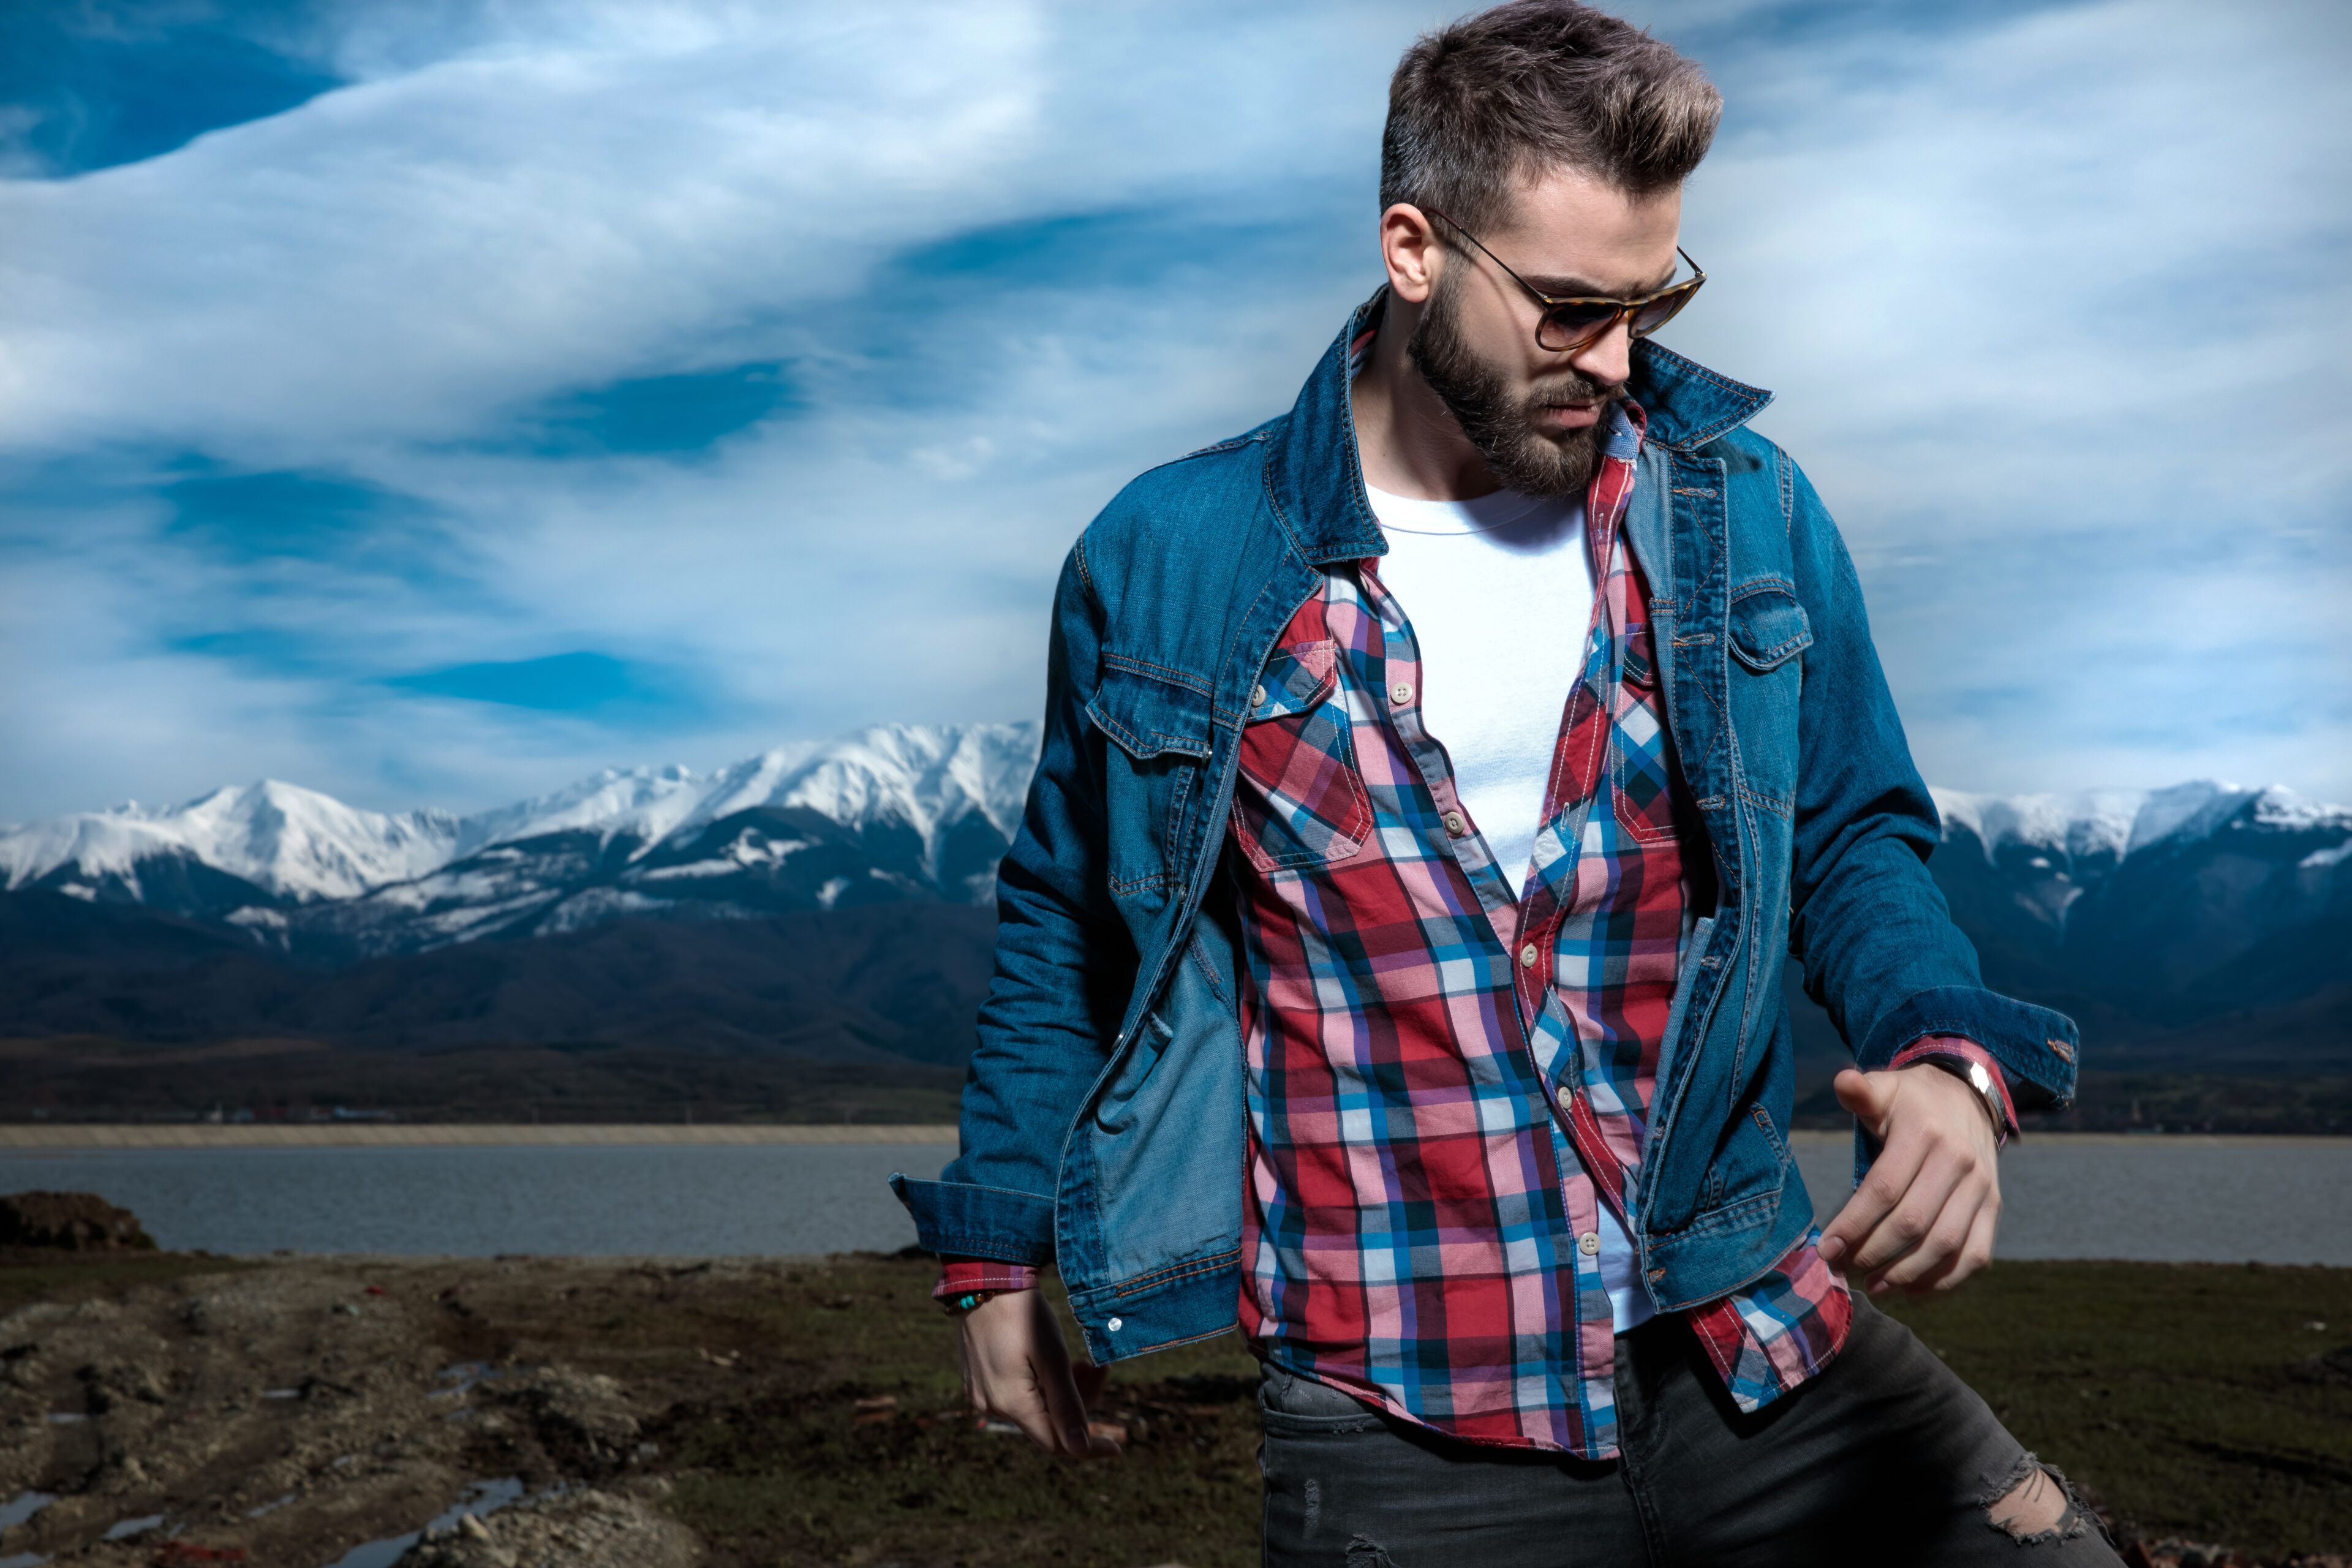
[
  {"x1": 1537, "y1": 302, "x2": 1619, "y2": 352},
  {"x1": 1628, "y1": 284, "x2": 1698, "y2": 339}
]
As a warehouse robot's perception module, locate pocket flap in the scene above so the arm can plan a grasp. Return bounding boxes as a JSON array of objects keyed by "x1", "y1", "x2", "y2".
[
  {"x1": 1087, "y1": 663, "x2": 1214, "y2": 761},
  {"x1": 1728, "y1": 587, "x2": 1813, "y2": 673},
  {"x1": 1248, "y1": 640, "x2": 1341, "y2": 722}
]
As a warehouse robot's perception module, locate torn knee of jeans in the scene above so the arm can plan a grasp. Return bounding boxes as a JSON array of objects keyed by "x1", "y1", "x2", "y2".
[
  {"x1": 1978, "y1": 1452, "x2": 2094, "y2": 1545},
  {"x1": 1345, "y1": 1533, "x2": 1397, "y2": 1567}
]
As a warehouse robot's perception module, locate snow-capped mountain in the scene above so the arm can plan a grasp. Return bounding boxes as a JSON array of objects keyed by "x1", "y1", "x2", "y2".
[
  {"x1": 1927, "y1": 780, "x2": 2351, "y2": 1029},
  {"x1": 2, "y1": 723, "x2": 1039, "y2": 956},
  {"x1": 0, "y1": 781, "x2": 477, "y2": 911},
  {"x1": 6, "y1": 744, "x2": 2345, "y2": 1022}
]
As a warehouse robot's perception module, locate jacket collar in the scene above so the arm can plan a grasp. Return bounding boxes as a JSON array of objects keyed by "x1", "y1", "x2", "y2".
[{"x1": 1264, "y1": 287, "x2": 1774, "y2": 567}]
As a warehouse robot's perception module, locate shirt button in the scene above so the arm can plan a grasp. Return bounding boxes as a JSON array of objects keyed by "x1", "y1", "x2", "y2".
[
  {"x1": 1556, "y1": 1084, "x2": 1573, "y2": 1109},
  {"x1": 1250, "y1": 684, "x2": 1267, "y2": 708},
  {"x1": 1519, "y1": 943, "x2": 1540, "y2": 968},
  {"x1": 1389, "y1": 680, "x2": 1414, "y2": 705},
  {"x1": 1442, "y1": 810, "x2": 1466, "y2": 836},
  {"x1": 1578, "y1": 1232, "x2": 1602, "y2": 1256}
]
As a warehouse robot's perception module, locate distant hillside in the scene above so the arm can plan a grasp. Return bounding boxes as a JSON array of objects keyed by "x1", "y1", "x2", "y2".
[{"x1": 3, "y1": 732, "x2": 2346, "y2": 1084}]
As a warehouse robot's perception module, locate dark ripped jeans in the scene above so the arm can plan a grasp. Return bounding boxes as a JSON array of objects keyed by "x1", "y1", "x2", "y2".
[{"x1": 1258, "y1": 1295, "x2": 2120, "y2": 1567}]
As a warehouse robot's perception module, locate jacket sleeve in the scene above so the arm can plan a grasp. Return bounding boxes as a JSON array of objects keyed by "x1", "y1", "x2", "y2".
[
  {"x1": 1780, "y1": 456, "x2": 2079, "y2": 1110},
  {"x1": 891, "y1": 541, "x2": 1139, "y2": 1263}
]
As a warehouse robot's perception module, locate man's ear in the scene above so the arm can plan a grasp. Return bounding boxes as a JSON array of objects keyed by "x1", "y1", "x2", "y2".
[{"x1": 1379, "y1": 203, "x2": 1442, "y2": 304}]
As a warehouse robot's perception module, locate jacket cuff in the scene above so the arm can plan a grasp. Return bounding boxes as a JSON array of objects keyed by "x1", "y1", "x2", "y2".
[
  {"x1": 1854, "y1": 986, "x2": 2078, "y2": 1110},
  {"x1": 890, "y1": 1174, "x2": 1057, "y2": 1266}
]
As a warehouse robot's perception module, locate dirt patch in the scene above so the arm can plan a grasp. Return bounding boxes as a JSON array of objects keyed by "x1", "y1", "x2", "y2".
[
  {"x1": 399, "y1": 1479, "x2": 700, "y2": 1567},
  {"x1": 0, "y1": 1255, "x2": 755, "y2": 1566},
  {"x1": 0, "y1": 1251, "x2": 1254, "y2": 1567}
]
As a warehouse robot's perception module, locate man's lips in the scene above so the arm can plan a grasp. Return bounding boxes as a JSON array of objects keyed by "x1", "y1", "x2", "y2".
[{"x1": 1537, "y1": 402, "x2": 1602, "y2": 431}]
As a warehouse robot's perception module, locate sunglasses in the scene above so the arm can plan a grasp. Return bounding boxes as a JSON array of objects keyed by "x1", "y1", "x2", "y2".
[{"x1": 1424, "y1": 207, "x2": 1705, "y2": 355}]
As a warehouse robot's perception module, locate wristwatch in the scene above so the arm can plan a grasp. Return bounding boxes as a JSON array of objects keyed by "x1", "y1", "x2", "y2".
[{"x1": 1931, "y1": 1057, "x2": 2005, "y2": 1139}]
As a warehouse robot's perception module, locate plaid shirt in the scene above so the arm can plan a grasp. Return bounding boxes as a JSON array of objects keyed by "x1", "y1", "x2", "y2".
[{"x1": 1227, "y1": 401, "x2": 1853, "y2": 1457}]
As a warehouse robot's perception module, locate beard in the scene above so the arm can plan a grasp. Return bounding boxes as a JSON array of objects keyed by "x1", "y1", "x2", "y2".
[{"x1": 1406, "y1": 272, "x2": 1625, "y2": 500}]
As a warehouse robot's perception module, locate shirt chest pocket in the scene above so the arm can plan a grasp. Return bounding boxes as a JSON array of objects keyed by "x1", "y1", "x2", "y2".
[{"x1": 1230, "y1": 639, "x2": 1373, "y2": 874}]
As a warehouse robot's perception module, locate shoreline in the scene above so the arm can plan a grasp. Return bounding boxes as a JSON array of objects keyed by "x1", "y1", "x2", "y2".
[{"x1": 0, "y1": 1123, "x2": 2345, "y2": 1150}]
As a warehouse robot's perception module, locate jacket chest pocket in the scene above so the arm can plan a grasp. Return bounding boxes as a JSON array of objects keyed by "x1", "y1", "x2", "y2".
[
  {"x1": 1230, "y1": 639, "x2": 1373, "y2": 873},
  {"x1": 1086, "y1": 660, "x2": 1216, "y2": 904},
  {"x1": 1725, "y1": 580, "x2": 1811, "y2": 806}
]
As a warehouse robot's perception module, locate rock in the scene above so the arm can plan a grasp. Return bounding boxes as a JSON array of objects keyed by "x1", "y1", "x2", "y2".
[
  {"x1": 491, "y1": 1368, "x2": 639, "y2": 1468},
  {"x1": 0, "y1": 1191, "x2": 156, "y2": 1252},
  {"x1": 394, "y1": 1482, "x2": 698, "y2": 1568}
]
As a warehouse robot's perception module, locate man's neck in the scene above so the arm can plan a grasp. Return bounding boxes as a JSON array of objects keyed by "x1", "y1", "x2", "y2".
[{"x1": 1350, "y1": 312, "x2": 1501, "y2": 503}]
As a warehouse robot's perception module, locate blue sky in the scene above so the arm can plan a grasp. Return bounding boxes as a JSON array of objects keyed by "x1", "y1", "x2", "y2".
[{"x1": 1, "y1": 0, "x2": 2345, "y2": 824}]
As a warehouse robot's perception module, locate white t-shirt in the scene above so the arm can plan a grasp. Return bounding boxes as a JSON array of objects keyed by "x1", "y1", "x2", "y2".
[
  {"x1": 1364, "y1": 484, "x2": 1593, "y2": 895},
  {"x1": 1365, "y1": 481, "x2": 1655, "y2": 1336}
]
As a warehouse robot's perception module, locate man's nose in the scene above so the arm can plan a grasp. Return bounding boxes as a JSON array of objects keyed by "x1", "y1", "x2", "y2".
[{"x1": 1569, "y1": 320, "x2": 1634, "y2": 388}]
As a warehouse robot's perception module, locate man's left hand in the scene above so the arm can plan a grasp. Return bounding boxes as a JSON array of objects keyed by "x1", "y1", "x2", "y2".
[{"x1": 1819, "y1": 1065, "x2": 2000, "y2": 1297}]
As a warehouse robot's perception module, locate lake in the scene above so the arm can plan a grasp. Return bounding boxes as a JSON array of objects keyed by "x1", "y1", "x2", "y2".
[{"x1": 1, "y1": 1137, "x2": 2345, "y2": 1265}]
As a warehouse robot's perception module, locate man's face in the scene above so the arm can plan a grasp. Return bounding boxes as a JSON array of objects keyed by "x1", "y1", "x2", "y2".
[{"x1": 1406, "y1": 168, "x2": 1684, "y2": 498}]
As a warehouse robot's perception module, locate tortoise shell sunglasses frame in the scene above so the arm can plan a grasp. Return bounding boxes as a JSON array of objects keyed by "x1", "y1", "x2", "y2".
[{"x1": 1422, "y1": 206, "x2": 1706, "y2": 355}]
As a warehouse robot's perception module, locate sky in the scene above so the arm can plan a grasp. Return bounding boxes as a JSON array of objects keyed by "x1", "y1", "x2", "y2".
[{"x1": 0, "y1": 0, "x2": 2345, "y2": 826}]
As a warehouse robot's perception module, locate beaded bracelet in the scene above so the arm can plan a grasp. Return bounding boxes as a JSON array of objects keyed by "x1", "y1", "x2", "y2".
[{"x1": 941, "y1": 1289, "x2": 1002, "y2": 1317}]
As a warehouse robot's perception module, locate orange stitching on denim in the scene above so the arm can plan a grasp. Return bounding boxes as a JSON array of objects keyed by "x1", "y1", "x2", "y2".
[
  {"x1": 1112, "y1": 1247, "x2": 1242, "y2": 1297},
  {"x1": 1101, "y1": 650, "x2": 1215, "y2": 695}
]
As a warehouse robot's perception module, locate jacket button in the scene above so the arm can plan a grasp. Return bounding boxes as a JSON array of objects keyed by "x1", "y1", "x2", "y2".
[
  {"x1": 1106, "y1": 1317, "x2": 1123, "y2": 1332},
  {"x1": 1519, "y1": 943, "x2": 1539, "y2": 968},
  {"x1": 1250, "y1": 684, "x2": 1267, "y2": 707},
  {"x1": 1578, "y1": 1232, "x2": 1601, "y2": 1256},
  {"x1": 1442, "y1": 810, "x2": 1466, "y2": 836},
  {"x1": 1389, "y1": 680, "x2": 1414, "y2": 705}
]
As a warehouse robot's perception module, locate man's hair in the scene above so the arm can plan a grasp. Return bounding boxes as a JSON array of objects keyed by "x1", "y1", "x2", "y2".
[{"x1": 1380, "y1": 2, "x2": 1722, "y2": 232}]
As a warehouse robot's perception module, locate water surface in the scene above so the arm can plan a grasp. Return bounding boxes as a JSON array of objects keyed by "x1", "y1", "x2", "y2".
[{"x1": 2, "y1": 1139, "x2": 2345, "y2": 1264}]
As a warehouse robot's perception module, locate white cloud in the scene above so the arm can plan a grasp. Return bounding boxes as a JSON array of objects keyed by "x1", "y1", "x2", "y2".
[{"x1": 0, "y1": 0, "x2": 2345, "y2": 826}]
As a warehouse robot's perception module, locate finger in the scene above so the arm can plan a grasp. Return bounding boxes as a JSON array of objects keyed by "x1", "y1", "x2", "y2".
[
  {"x1": 1831, "y1": 1068, "x2": 1895, "y2": 1137},
  {"x1": 1848, "y1": 1142, "x2": 1969, "y2": 1280},
  {"x1": 1074, "y1": 1357, "x2": 1109, "y2": 1412},
  {"x1": 1874, "y1": 1167, "x2": 1986, "y2": 1292},
  {"x1": 1821, "y1": 1123, "x2": 1928, "y2": 1268},
  {"x1": 1035, "y1": 1333, "x2": 1119, "y2": 1458},
  {"x1": 1901, "y1": 1191, "x2": 2001, "y2": 1298}
]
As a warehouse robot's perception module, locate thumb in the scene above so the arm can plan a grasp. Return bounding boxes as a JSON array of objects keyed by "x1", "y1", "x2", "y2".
[{"x1": 1833, "y1": 1067, "x2": 1895, "y2": 1136}]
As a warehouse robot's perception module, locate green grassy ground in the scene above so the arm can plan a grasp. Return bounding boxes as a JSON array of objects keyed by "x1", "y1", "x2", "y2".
[
  {"x1": 5, "y1": 1251, "x2": 2339, "y2": 1564},
  {"x1": 646, "y1": 1257, "x2": 2352, "y2": 1567},
  {"x1": 1874, "y1": 1262, "x2": 2352, "y2": 1559}
]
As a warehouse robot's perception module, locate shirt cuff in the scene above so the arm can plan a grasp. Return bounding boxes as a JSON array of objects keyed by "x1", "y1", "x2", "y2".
[
  {"x1": 1889, "y1": 1035, "x2": 2018, "y2": 1144},
  {"x1": 934, "y1": 1257, "x2": 1041, "y2": 1301}
]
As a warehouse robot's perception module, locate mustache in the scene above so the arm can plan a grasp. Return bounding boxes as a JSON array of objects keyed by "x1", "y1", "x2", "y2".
[{"x1": 1528, "y1": 371, "x2": 1626, "y2": 411}]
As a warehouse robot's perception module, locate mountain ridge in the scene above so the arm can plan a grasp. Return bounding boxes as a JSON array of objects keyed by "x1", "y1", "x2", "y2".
[{"x1": 3, "y1": 728, "x2": 2345, "y2": 1071}]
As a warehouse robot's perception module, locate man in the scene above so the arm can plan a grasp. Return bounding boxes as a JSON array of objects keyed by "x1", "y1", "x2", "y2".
[{"x1": 894, "y1": 5, "x2": 2112, "y2": 1562}]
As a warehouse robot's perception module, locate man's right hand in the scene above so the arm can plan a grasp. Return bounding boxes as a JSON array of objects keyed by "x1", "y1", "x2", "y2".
[{"x1": 957, "y1": 1288, "x2": 1121, "y2": 1458}]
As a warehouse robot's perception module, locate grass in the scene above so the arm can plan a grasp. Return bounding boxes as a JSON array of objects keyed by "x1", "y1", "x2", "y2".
[
  {"x1": 595, "y1": 1257, "x2": 1264, "y2": 1568},
  {"x1": 0, "y1": 1250, "x2": 258, "y2": 1313},
  {"x1": 1875, "y1": 1261, "x2": 2352, "y2": 1559},
  {"x1": 642, "y1": 1258, "x2": 2351, "y2": 1567}
]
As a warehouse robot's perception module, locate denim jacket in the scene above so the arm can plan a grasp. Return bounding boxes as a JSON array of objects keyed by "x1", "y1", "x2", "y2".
[{"x1": 893, "y1": 294, "x2": 2079, "y2": 1366}]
